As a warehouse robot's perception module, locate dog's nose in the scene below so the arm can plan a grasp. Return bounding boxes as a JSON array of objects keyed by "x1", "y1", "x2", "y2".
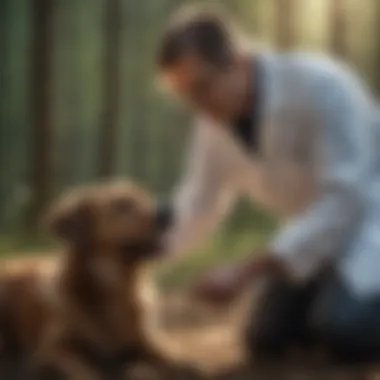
[{"x1": 155, "y1": 202, "x2": 174, "y2": 232}]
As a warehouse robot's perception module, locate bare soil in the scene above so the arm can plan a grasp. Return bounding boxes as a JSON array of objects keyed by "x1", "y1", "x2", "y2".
[{"x1": 155, "y1": 292, "x2": 378, "y2": 380}]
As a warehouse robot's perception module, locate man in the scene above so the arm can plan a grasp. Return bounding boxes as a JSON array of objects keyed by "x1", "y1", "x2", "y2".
[{"x1": 155, "y1": 5, "x2": 380, "y2": 364}]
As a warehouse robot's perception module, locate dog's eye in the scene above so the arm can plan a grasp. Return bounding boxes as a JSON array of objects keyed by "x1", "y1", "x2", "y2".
[{"x1": 109, "y1": 199, "x2": 134, "y2": 216}]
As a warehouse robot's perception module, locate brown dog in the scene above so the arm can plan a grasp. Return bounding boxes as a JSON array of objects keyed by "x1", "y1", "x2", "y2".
[{"x1": 0, "y1": 181, "x2": 198, "y2": 380}]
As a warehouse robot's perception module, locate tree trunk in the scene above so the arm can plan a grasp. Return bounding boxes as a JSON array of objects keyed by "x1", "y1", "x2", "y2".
[
  {"x1": 329, "y1": 0, "x2": 348, "y2": 58},
  {"x1": 375, "y1": 0, "x2": 380, "y2": 95},
  {"x1": 96, "y1": 0, "x2": 123, "y2": 179},
  {"x1": 57, "y1": 0, "x2": 83, "y2": 188},
  {"x1": 274, "y1": 0, "x2": 297, "y2": 50},
  {"x1": 29, "y1": 0, "x2": 55, "y2": 228},
  {"x1": 0, "y1": 0, "x2": 9, "y2": 224}
]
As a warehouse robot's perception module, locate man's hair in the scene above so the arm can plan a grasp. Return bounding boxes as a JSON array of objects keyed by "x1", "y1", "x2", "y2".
[{"x1": 157, "y1": 5, "x2": 239, "y2": 69}]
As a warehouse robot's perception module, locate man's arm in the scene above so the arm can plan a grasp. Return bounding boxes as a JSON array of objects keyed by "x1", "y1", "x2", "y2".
[
  {"x1": 270, "y1": 60, "x2": 374, "y2": 281},
  {"x1": 165, "y1": 121, "x2": 237, "y2": 257},
  {"x1": 189, "y1": 59, "x2": 375, "y2": 305}
]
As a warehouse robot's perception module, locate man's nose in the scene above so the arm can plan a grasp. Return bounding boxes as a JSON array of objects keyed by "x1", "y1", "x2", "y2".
[{"x1": 155, "y1": 202, "x2": 174, "y2": 232}]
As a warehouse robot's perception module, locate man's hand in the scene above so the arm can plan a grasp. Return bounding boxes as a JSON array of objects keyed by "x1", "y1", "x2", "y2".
[
  {"x1": 190, "y1": 263, "x2": 246, "y2": 307},
  {"x1": 189, "y1": 253, "x2": 287, "y2": 307}
]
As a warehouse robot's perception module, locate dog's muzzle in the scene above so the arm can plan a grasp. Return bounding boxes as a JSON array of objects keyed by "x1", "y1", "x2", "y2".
[{"x1": 155, "y1": 201, "x2": 174, "y2": 233}]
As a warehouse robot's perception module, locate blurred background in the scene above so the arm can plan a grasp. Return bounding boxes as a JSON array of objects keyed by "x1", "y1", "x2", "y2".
[{"x1": 1, "y1": 0, "x2": 379, "y2": 285}]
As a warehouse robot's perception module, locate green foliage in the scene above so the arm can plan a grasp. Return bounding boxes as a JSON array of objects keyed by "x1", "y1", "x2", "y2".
[{"x1": 159, "y1": 226, "x2": 272, "y2": 289}]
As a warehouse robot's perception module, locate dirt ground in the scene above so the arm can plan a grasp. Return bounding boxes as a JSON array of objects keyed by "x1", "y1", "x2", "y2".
[{"x1": 156, "y1": 292, "x2": 378, "y2": 380}]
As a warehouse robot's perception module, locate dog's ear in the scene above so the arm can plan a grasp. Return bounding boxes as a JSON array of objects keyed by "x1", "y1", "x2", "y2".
[{"x1": 45, "y1": 195, "x2": 94, "y2": 246}]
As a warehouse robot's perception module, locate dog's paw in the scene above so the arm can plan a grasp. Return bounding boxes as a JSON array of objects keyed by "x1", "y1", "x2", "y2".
[
  {"x1": 210, "y1": 363, "x2": 254, "y2": 380},
  {"x1": 160, "y1": 362, "x2": 203, "y2": 380},
  {"x1": 128, "y1": 362, "x2": 202, "y2": 380},
  {"x1": 127, "y1": 365, "x2": 159, "y2": 380},
  {"x1": 31, "y1": 364, "x2": 68, "y2": 380}
]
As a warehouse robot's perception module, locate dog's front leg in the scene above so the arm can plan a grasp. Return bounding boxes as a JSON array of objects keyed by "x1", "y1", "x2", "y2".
[{"x1": 34, "y1": 350, "x2": 104, "y2": 380}]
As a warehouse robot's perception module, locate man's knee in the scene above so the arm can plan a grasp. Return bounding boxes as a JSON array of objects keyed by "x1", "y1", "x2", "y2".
[
  {"x1": 244, "y1": 276, "x2": 308, "y2": 361},
  {"x1": 313, "y1": 310, "x2": 361, "y2": 362},
  {"x1": 244, "y1": 321, "x2": 290, "y2": 361},
  {"x1": 312, "y1": 278, "x2": 380, "y2": 363}
]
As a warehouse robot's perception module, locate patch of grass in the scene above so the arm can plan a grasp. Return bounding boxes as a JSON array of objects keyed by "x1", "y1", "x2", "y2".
[
  {"x1": 0, "y1": 234, "x2": 55, "y2": 259},
  {"x1": 158, "y1": 226, "x2": 273, "y2": 289}
]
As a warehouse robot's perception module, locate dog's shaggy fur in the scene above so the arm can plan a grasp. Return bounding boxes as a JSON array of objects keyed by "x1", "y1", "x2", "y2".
[{"x1": 0, "y1": 181, "x2": 195, "y2": 380}]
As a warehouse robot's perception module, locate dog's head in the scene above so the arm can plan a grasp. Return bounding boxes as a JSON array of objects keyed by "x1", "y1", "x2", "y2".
[{"x1": 46, "y1": 181, "x2": 168, "y2": 264}]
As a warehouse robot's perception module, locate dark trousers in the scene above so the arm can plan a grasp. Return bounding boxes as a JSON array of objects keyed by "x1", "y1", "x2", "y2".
[{"x1": 244, "y1": 270, "x2": 380, "y2": 365}]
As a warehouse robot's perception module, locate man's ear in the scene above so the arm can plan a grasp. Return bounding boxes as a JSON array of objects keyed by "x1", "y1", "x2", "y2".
[{"x1": 45, "y1": 196, "x2": 94, "y2": 246}]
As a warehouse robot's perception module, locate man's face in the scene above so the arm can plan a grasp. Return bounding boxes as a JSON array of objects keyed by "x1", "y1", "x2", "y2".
[{"x1": 160, "y1": 54, "x2": 246, "y2": 123}]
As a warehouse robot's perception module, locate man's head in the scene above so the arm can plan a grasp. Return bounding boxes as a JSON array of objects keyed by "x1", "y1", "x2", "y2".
[{"x1": 157, "y1": 5, "x2": 250, "y2": 123}]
